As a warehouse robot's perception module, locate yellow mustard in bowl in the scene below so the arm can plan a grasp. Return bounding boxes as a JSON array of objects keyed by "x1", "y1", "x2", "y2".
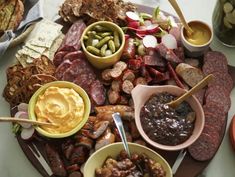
[
  {"x1": 35, "y1": 86, "x2": 85, "y2": 134},
  {"x1": 183, "y1": 21, "x2": 212, "y2": 46}
]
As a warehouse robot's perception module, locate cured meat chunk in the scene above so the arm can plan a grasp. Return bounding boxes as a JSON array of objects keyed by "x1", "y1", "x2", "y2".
[
  {"x1": 156, "y1": 43, "x2": 182, "y2": 63},
  {"x1": 73, "y1": 73, "x2": 95, "y2": 93},
  {"x1": 62, "y1": 60, "x2": 83, "y2": 82},
  {"x1": 188, "y1": 133, "x2": 219, "y2": 161},
  {"x1": 63, "y1": 50, "x2": 85, "y2": 62},
  {"x1": 90, "y1": 80, "x2": 106, "y2": 106},
  {"x1": 193, "y1": 88, "x2": 205, "y2": 105},
  {"x1": 202, "y1": 51, "x2": 228, "y2": 74},
  {"x1": 53, "y1": 51, "x2": 69, "y2": 67},
  {"x1": 45, "y1": 144, "x2": 67, "y2": 177},
  {"x1": 55, "y1": 60, "x2": 72, "y2": 80},
  {"x1": 57, "y1": 20, "x2": 86, "y2": 52}
]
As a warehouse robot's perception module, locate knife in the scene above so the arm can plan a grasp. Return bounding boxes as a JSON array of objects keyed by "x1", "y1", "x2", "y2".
[{"x1": 172, "y1": 149, "x2": 187, "y2": 175}]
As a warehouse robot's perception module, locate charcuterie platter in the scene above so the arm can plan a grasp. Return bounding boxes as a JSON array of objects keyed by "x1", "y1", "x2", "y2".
[{"x1": 3, "y1": 1, "x2": 235, "y2": 177}]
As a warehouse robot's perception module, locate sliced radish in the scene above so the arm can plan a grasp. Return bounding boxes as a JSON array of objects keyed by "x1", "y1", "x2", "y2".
[
  {"x1": 128, "y1": 21, "x2": 140, "y2": 29},
  {"x1": 146, "y1": 24, "x2": 159, "y2": 34},
  {"x1": 126, "y1": 11, "x2": 140, "y2": 22},
  {"x1": 143, "y1": 35, "x2": 158, "y2": 48},
  {"x1": 168, "y1": 16, "x2": 178, "y2": 27},
  {"x1": 161, "y1": 34, "x2": 177, "y2": 49},
  {"x1": 17, "y1": 103, "x2": 28, "y2": 112},
  {"x1": 159, "y1": 12, "x2": 167, "y2": 20},
  {"x1": 21, "y1": 127, "x2": 35, "y2": 140},
  {"x1": 14, "y1": 111, "x2": 31, "y2": 128},
  {"x1": 169, "y1": 27, "x2": 181, "y2": 41},
  {"x1": 144, "y1": 20, "x2": 152, "y2": 27}
]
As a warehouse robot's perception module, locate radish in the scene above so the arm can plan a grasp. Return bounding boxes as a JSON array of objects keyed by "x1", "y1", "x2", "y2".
[
  {"x1": 145, "y1": 24, "x2": 159, "y2": 34},
  {"x1": 144, "y1": 20, "x2": 152, "y2": 27},
  {"x1": 14, "y1": 111, "x2": 31, "y2": 128},
  {"x1": 17, "y1": 103, "x2": 28, "y2": 112},
  {"x1": 128, "y1": 21, "x2": 140, "y2": 29},
  {"x1": 21, "y1": 126, "x2": 35, "y2": 140},
  {"x1": 143, "y1": 35, "x2": 158, "y2": 48},
  {"x1": 162, "y1": 34, "x2": 177, "y2": 49},
  {"x1": 126, "y1": 11, "x2": 140, "y2": 22},
  {"x1": 168, "y1": 16, "x2": 178, "y2": 27}
]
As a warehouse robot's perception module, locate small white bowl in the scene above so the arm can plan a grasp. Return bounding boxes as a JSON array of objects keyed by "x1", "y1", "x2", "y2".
[{"x1": 181, "y1": 20, "x2": 213, "y2": 57}]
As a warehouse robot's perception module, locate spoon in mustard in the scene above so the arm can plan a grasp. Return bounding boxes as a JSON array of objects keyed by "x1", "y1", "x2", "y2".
[
  {"x1": 167, "y1": 74, "x2": 213, "y2": 108},
  {"x1": 168, "y1": 0, "x2": 194, "y2": 35}
]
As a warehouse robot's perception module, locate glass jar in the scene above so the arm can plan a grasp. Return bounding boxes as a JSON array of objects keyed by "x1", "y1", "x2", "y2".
[{"x1": 212, "y1": 0, "x2": 235, "y2": 47}]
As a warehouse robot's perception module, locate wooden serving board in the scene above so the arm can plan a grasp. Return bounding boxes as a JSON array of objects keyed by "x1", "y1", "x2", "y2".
[{"x1": 11, "y1": 4, "x2": 235, "y2": 177}]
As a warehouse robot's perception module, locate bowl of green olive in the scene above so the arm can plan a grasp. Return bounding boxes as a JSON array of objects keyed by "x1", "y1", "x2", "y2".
[{"x1": 81, "y1": 21, "x2": 125, "y2": 69}]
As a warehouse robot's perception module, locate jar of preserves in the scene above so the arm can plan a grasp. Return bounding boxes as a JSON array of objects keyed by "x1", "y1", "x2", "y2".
[{"x1": 212, "y1": 0, "x2": 235, "y2": 47}]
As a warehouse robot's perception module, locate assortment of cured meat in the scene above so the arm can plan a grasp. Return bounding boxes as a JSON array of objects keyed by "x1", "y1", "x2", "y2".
[
  {"x1": 188, "y1": 51, "x2": 233, "y2": 161},
  {"x1": 1, "y1": 1, "x2": 235, "y2": 177},
  {"x1": 54, "y1": 20, "x2": 106, "y2": 109}
]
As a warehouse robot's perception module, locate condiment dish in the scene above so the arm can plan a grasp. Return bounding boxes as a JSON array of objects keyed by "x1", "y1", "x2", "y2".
[
  {"x1": 84, "y1": 142, "x2": 172, "y2": 177},
  {"x1": 181, "y1": 20, "x2": 213, "y2": 57},
  {"x1": 131, "y1": 85, "x2": 205, "y2": 151},
  {"x1": 81, "y1": 21, "x2": 125, "y2": 69},
  {"x1": 28, "y1": 81, "x2": 91, "y2": 138}
]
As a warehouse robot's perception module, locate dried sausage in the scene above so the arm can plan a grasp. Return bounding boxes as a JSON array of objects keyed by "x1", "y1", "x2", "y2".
[
  {"x1": 90, "y1": 80, "x2": 106, "y2": 106},
  {"x1": 108, "y1": 89, "x2": 120, "y2": 104},
  {"x1": 53, "y1": 51, "x2": 69, "y2": 67},
  {"x1": 122, "y1": 38, "x2": 136, "y2": 59},
  {"x1": 122, "y1": 80, "x2": 134, "y2": 94},
  {"x1": 45, "y1": 144, "x2": 67, "y2": 177},
  {"x1": 55, "y1": 60, "x2": 72, "y2": 80},
  {"x1": 58, "y1": 20, "x2": 86, "y2": 52},
  {"x1": 63, "y1": 51, "x2": 85, "y2": 62},
  {"x1": 122, "y1": 69, "x2": 135, "y2": 82}
]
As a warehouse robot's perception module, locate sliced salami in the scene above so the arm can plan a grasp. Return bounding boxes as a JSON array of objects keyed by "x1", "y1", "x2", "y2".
[
  {"x1": 202, "y1": 51, "x2": 228, "y2": 74},
  {"x1": 53, "y1": 51, "x2": 69, "y2": 67},
  {"x1": 204, "y1": 112, "x2": 223, "y2": 133},
  {"x1": 193, "y1": 88, "x2": 205, "y2": 105},
  {"x1": 90, "y1": 80, "x2": 106, "y2": 106},
  {"x1": 62, "y1": 60, "x2": 82, "y2": 82},
  {"x1": 73, "y1": 73, "x2": 95, "y2": 93},
  {"x1": 208, "y1": 71, "x2": 233, "y2": 94},
  {"x1": 202, "y1": 125, "x2": 220, "y2": 139},
  {"x1": 203, "y1": 101, "x2": 227, "y2": 118},
  {"x1": 188, "y1": 132, "x2": 219, "y2": 161},
  {"x1": 58, "y1": 20, "x2": 86, "y2": 52},
  {"x1": 55, "y1": 60, "x2": 72, "y2": 80},
  {"x1": 205, "y1": 85, "x2": 231, "y2": 113},
  {"x1": 63, "y1": 50, "x2": 85, "y2": 62}
]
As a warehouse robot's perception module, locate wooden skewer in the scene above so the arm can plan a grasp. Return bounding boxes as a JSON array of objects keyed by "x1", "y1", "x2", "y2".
[
  {"x1": 168, "y1": 0, "x2": 194, "y2": 35},
  {"x1": 167, "y1": 74, "x2": 214, "y2": 108},
  {"x1": 0, "y1": 117, "x2": 56, "y2": 126}
]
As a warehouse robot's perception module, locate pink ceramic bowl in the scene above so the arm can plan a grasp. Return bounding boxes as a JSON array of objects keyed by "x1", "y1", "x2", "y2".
[{"x1": 131, "y1": 85, "x2": 205, "y2": 151}]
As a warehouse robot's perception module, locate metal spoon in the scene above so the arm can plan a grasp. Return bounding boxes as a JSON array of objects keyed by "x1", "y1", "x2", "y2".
[{"x1": 112, "y1": 112, "x2": 143, "y2": 173}]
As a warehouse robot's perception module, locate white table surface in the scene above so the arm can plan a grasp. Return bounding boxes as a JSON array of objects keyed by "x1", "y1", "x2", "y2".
[{"x1": 0, "y1": 0, "x2": 235, "y2": 177}]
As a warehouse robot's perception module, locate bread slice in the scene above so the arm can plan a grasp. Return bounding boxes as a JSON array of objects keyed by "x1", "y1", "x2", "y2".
[
  {"x1": 176, "y1": 63, "x2": 205, "y2": 87},
  {"x1": 0, "y1": 0, "x2": 17, "y2": 31},
  {"x1": 7, "y1": 0, "x2": 24, "y2": 30}
]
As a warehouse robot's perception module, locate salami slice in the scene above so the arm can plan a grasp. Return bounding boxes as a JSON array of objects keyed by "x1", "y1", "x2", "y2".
[
  {"x1": 202, "y1": 125, "x2": 220, "y2": 139},
  {"x1": 62, "y1": 60, "x2": 82, "y2": 82},
  {"x1": 53, "y1": 51, "x2": 69, "y2": 67},
  {"x1": 188, "y1": 132, "x2": 219, "y2": 161},
  {"x1": 63, "y1": 50, "x2": 85, "y2": 62},
  {"x1": 193, "y1": 88, "x2": 205, "y2": 105},
  {"x1": 55, "y1": 60, "x2": 72, "y2": 80},
  {"x1": 208, "y1": 71, "x2": 233, "y2": 94},
  {"x1": 203, "y1": 101, "x2": 227, "y2": 118},
  {"x1": 205, "y1": 85, "x2": 231, "y2": 114},
  {"x1": 73, "y1": 73, "x2": 95, "y2": 93},
  {"x1": 90, "y1": 80, "x2": 106, "y2": 106},
  {"x1": 202, "y1": 51, "x2": 228, "y2": 74},
  {"x1": 58, "y1": 20, "x2": 86, "y2": 52},
  {"x1": 204, "y1": 112, "x2": 223, "y2": 133}
]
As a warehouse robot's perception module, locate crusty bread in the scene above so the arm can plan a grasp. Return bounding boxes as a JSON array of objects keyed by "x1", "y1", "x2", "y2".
[
  {"x1": 0, "y1": 0, "x2": 24, "y2": 32},
  {"x1": 8, "y1": 0, "x2": 24, "y2": 30},
  {"x1": 176, "y1": 63, "x2": 204, "y2": 87}
]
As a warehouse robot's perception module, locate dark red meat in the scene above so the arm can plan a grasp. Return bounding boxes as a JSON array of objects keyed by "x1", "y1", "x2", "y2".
[
  {"x1": 55, "y1": 60, "x2": 72, "y2": 80},
  {"x1": 53, "y1": 51, "x2": 69, "y2": 67},
  {"x1": 58, "y1": 20, "x2": 86, "y2": 52},
  {"x1": 45, "y1": 144, "x2": 67, "y2": 177},
  {"x1": 90, "y1": 80, "x2": 106, "y2": 106}
]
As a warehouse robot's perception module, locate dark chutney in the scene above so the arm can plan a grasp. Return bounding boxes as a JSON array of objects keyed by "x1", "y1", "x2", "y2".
[{"x1": 140, "y1": 92, "x2": 195, "y2": 146}]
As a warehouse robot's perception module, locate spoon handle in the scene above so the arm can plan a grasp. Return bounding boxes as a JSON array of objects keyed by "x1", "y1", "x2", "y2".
[
  {"x1": 112, "y1": 112, "x2": 131, "y2": 157},
  {"x1": 168, "y1": 0, "x2": 193, "y2": 35},
  {"x1": 168, "y1": 74, "x2": 213, "y2": 108},
  {"x1": 0, "y1": 117, "x2": 54, "y2": 126}
]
